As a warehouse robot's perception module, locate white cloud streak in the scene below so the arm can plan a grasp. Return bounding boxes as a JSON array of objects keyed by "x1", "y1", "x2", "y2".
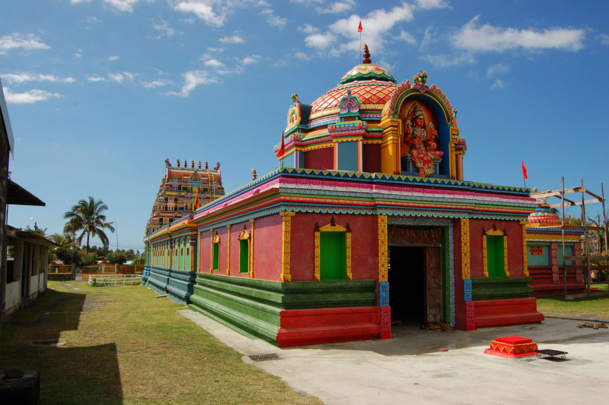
[
  {"x1": 219, "y1": 35, "x2": 245, "y2": 44},
  {"x1": 0, "y1": 72, "x2": 76, "y2": 85},
  {"x1": 3, "y1": 87, "x2": 61, "y2": 104},
  {"x1": 169, "y1": 0, "x2": 229, "y2": 27},
  {"x1": 304, "y1": 3, "x2": 421, "y2": 56},
  {"x1": 141, "y1": 78, "x2": 173, "y2": 88},
  {"x1": 0, "y1": 33, "x2": 50, "y2": 54},
  {"x1": 316, "y1": 1, "x2": 355, "y2": 14},
  {"x1": 71, "y1": 0, "x2": 152, "y2": 13},
  {"x1": 452, "y1": 16, "x2": 586, "y2": 52},
  {"x1": 166, "y1": 70, "x2": 219, "y2": 97}
]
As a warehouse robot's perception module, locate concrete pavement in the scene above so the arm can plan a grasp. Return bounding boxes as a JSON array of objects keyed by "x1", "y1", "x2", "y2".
[{"x1": 179, "y1": 310, "x2": 609, "y2": 405}]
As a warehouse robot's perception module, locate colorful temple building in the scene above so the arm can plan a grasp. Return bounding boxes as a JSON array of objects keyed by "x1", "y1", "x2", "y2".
[
  {"x1": 525, "y1": 199, "x2": 585, "y2": 296},
  {"x1": 145, "y1": 159, "x2": 224, "y2": 235},
  {"x1": 143, "y1": 47, "x2": 544, "y2": 347}
]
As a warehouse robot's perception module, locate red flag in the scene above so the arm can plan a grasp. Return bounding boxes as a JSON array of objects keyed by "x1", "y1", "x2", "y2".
[
  {"x1": 357, "y1": 20, "x2": 362, "y2": 32},
  {"x1": 521, "y1": 161, "x2": 528, "y2": 180},
  {"x1": 277, "y1": 131, "x2": 285, "y2": 158},
  {"x1": 193, "y1": 194, "x2": 199, "y2": 212}
]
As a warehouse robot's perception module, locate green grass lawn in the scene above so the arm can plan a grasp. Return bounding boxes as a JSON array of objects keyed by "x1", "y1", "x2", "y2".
[
  {"x1": 537, "y1": 292, "x2": 609, "y2": 321},
  {"x1": 0, "y1": 281, "x2": 322, "y2": 405}
]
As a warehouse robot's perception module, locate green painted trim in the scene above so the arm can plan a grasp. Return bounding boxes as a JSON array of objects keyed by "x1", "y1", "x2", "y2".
[{"x1": 471, "y1": 277, "x2": 533, "y2": 301}]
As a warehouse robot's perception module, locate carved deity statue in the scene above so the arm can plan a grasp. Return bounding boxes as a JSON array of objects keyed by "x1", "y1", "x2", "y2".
[{"x1": 404, "y1": 107, "x2": 443, "y2": 177}]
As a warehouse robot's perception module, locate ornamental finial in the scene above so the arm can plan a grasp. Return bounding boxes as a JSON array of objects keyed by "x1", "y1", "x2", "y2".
[{"x1": 362, "y1": 44, "x2": 371, "y2": 64}]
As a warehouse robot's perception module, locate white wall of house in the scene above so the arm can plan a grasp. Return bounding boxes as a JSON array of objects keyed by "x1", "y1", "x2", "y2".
[{"x1": 4, "y1": 280, "x2": 20, "y2": 315}]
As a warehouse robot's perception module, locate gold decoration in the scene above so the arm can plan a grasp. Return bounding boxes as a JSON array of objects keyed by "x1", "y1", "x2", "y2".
[
  {"x1": 226, "y1": 225, "x2": 231, "y2": 276},
  {"x1": 280, "y1": 212, "x2": 294, "y2": 282},
  {"x1": 249, "y1": 219, "x2": 256, "y2": 279},
  {"x1": 378, "y1": 216, "x2": 388, "y2": 282},
  {"x1": 461, "y1": 218, "x2": 470, "y2": 280}
]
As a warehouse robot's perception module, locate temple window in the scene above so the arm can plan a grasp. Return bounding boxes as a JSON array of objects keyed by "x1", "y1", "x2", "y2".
[
  {"x1": 238, "y1": 229, "x2": 251, "y2": 274},
  {"x1": 483, "y1": 226, "x2": 509, "y2": 278},
  {"x1": 314, "y1": 218, "x2": 352, "y2": 281},
  {"x1": 211, "y1": 231, "x2": 220, "y2": 271}
]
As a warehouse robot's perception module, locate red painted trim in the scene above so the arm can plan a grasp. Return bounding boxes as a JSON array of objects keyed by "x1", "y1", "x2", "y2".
[
  {"x1": 473, "y1": 298, "x2": 544, "y2": 328},
  {"x1": 276, "y1": 306, "x2": 380, "y2": 347}
]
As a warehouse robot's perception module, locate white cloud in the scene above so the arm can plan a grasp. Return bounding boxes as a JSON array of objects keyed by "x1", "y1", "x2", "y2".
[
  {"x1": 316, "y1": 1, "x2": 355, "y2": 14},
  {"x1": 305, "y1": 3, "x2": 416, "y2": 56},
  {"x1": 414, "y1": 0, "x2": 449, "y2": 10},
  {"x1": 0, "y1": 33, "x2": 50, "y2": 54},
  {"x1": 154, "y1": 17, "x2": 176, "y2": 38},
  {"x1": 298, "y1": 24, "x2": 318, "y2": 34},
  {"x1": 420, "y1": 52, "x2": 475, "y2": 69},
  {"x1": 0, "y1": 72, "x2": 76, "y2": 85},
  {"x1": 241, "y1": 55, "x2": 260, "y2": 66},
  {"x1": 208, "y1": 47, "x2": 225, "y2": 52},
  {"x1": 204, "y1": 59, "x2": 225, "y2": 69},
  {"x1": 141, "y1": 78, "x2": 172, "y2": 88},
  {"x1": 109, "y1": 55, "x2": 120, "y2": 61},
  {"x1": 397, "y1": 30, "x2": 417, "y2": 45},
  {"x1": 87, "y1": 76, "x2": 106, "y2": 82},
  {"x1": 166, "y1": 70, "x2": 218, "y2": 97},
  {"x1": 600, "y1": 34, "x2": 609, "y2": 46},
  {"x1": 3, "y1": 87, "x2": 61, "y2": 104},
  {"x1": 219, "y1": 35, "x2": 245, "y2": 44},
  {"x1": 452, "y1": 16, "x2": 586, "y2": 52},
  {"x1": 490, "y1": 79, "x2": 506, "y2": 90},
  {"x1": 108, "y1": 72, "x2": 135, "y2": 83},
  {"x1": 486, "y1": 63, "x2": 509, "y2": 77},
  {"x1": 260, "y1": 9, "x2": 287, "y2": 27},
  {"x1": 71, "y1": 0, "x2": 151, "y2": 13},
  {"x1": 170, "y1": 0, "x2": 229, "y2": 27}
]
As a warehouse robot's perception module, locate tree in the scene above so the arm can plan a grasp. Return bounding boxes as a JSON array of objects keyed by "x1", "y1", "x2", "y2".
[
  {"x1": 63, "y1": 197, "x2": 115, "y2": 253},
  {"x1": 48, "y1": 232, "x2": 81, "y2": 266}
]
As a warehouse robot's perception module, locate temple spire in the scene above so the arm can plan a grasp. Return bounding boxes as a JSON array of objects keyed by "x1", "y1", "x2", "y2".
[{"x1": 362, "y1": 44, "x2": 371, "y2": 64}]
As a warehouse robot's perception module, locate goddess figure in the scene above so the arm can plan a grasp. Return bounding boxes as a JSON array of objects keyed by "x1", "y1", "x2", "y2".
[{"x1": 404, "y1": 107, "x2": 443, "y2": 177}]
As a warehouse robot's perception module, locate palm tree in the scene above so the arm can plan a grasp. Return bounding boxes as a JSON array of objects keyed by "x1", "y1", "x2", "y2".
[{"x1": 63, "y1": 197, "x2": 115, "y2": 253}]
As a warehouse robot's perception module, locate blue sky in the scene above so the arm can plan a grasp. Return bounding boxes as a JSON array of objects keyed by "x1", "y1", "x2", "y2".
[{"x1": 1, "y1": 0, "x2": 608, "y2": 252}]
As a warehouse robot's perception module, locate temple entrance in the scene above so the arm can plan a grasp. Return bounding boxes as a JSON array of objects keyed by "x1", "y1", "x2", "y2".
[
  {"x1": 387, "y1": 226, "x2": 444, "y2": 328},
  {"x1": 389, "y1": 246, "x2": 425, "y2": 325}
]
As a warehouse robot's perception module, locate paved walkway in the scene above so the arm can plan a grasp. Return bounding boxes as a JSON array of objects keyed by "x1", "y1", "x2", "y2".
[{"x1": 179, "y1": 310, "x2": 609, "y2": 405}]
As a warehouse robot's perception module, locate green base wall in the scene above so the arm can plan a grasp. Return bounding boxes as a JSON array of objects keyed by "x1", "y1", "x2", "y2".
[
  {"x1": 471, "y1": 277, "x2": 534, "y2": 301},
  {"x1": 188, "y1": 273, "x2": 377, "y2": 345}
]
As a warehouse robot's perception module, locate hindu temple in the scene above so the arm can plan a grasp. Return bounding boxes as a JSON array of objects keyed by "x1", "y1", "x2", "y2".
[{"x1": 143, "y1": 47, "x2": 544, "y2": 347}]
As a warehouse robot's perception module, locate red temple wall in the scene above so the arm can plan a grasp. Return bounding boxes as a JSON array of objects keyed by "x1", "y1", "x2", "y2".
[
  {"x1": 468, "y1": 219, "x2": 525, "y2": 278},
  {"x1": 289, "y1": 213, "x2": 379, "y2": 281},
  {"x1": 362, "y1": 144, "x2": 381, "y2": 173},
  {"x1": 304, "y1": 147, "x2": 333, "y2": 170}
]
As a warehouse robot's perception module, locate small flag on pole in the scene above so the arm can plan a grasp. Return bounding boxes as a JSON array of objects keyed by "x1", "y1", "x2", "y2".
[
  {"x1": 357, "y1": 20, "x2": 363, "y2": 32},
  {"x1": 193, "y1": 194, "x2": 199, "y2": 212},
  {"x1": 521, "y1": 161, "x2": 528, "y2": 180}
]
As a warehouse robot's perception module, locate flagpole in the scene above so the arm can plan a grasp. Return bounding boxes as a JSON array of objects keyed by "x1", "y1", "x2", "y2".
[{"x1": 358, "y1": 20, "x2": 362, "y2": 61}]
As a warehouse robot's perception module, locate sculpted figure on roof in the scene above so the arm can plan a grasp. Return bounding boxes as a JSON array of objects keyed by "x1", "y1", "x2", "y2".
[{"x1": 404, "y1": 106, "x2": 443, "y2": 177}]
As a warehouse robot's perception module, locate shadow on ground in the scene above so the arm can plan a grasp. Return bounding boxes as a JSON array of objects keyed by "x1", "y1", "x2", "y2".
[{"x1": 0, "y1": 287, "x2": 123, "y2": 405}]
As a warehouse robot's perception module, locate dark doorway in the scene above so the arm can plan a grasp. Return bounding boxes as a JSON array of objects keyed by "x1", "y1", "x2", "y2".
[{"x1": 388, "y1": 246, "x2": 425, "y2": 325}]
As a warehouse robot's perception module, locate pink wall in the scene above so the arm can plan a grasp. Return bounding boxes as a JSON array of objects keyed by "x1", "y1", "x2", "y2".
[
  {"x1": 199, "y1": 216, "x2": 283, "y2": 281},
  {"x1": 250, "y1": 215, "x2": 283, "y2": 281}
]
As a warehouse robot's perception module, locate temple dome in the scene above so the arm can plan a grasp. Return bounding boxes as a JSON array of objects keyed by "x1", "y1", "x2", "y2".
[
  {"x1": 528, "y1": 199, "x2": 561, "y2": 227},
  {"x1": 338, "y1": 63, "x2": 397, "y2": 85},
  {"x1": 309, "y1": 63, "x2": 398, "y2": 122}
]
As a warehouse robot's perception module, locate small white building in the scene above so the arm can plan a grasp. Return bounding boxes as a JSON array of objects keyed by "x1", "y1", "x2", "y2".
[{"x1": 4, "y1": 225, "x2": 56, "y2": 315}]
